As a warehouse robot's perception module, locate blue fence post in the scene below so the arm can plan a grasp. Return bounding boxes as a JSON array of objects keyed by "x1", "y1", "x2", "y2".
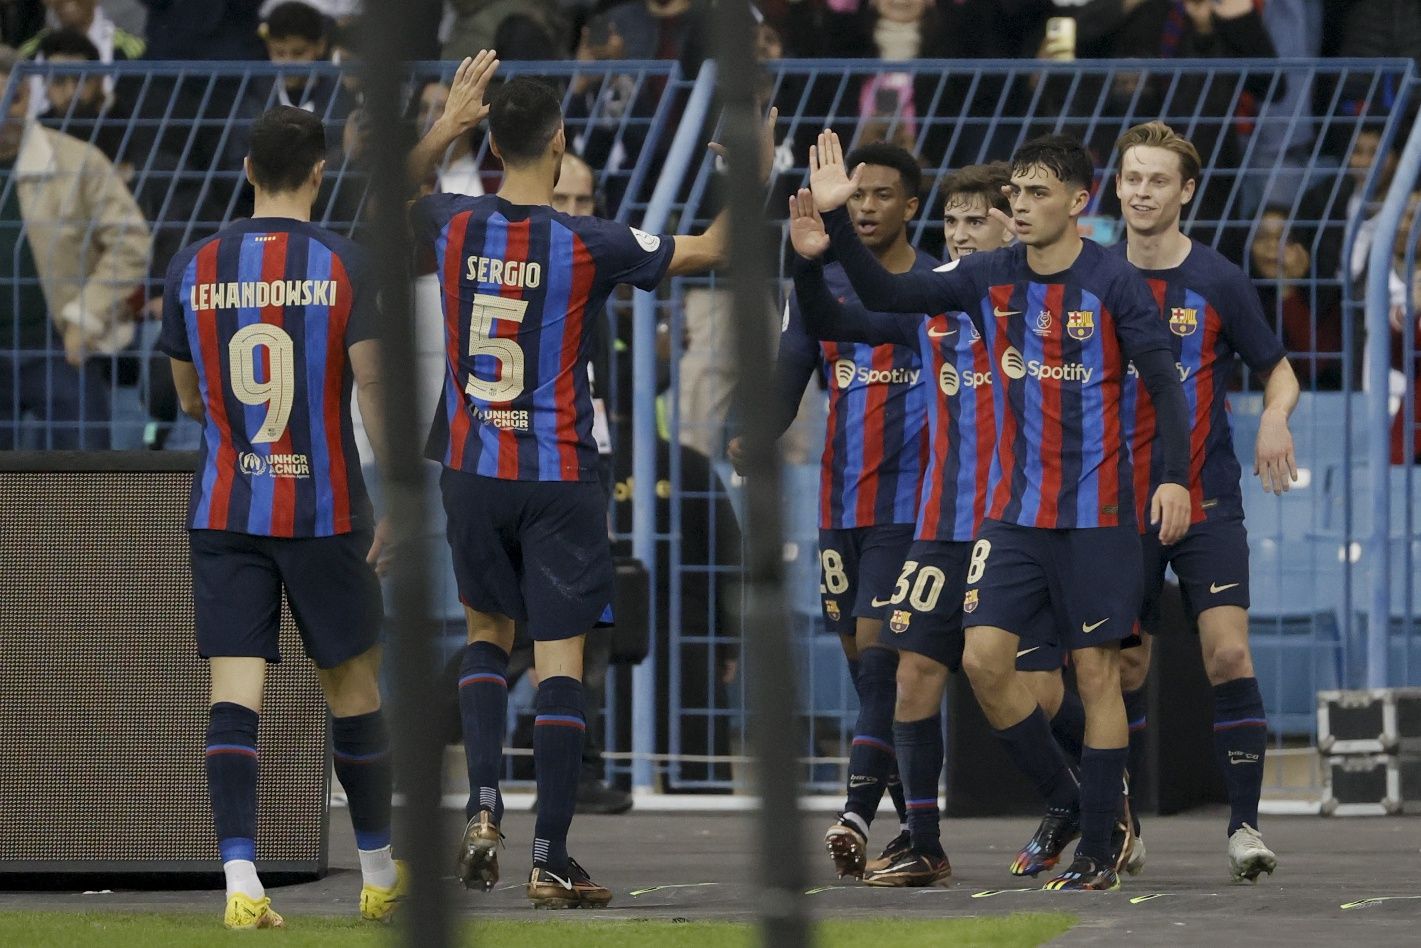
[
  {"x1": 1365, "y1": 79, "x2": 1421, "y2": 688},
  {"x1": 630, "y1": 62, "x2": 718, "y2": 792}
]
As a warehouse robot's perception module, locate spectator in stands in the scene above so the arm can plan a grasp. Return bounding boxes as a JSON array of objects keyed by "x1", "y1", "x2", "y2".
[
  {"x1": 443, "y1": 0, "x2": 572, "y2": 61},
  {"x1": 1301, "y1": 122, "x2": 1399, "y2": 288},
  {"x1": 18, "y1": 0, "x2": 143, "y2": 61},
  {"x1": 1390, "y1": 262, "x2": 1421, "y2": 466},
  {"x1": 34, "y1": 29, "x2": 128, "y2": 170},
  {"x1": 0, "y1": 45, "x2": 150, "y2": 449},
  {"x1": 258, "y1": 2, "x2": 351, "y2": 120},
  {"x1": 138, "y1": 1, "x2": 267, "y2": 61},
  {"x1": 1333, "y1": 0, "x2": 1421, "y2": 67},
  {"x1": 1251, "y1": 205, "x2": 1344, "y2": 391},
  {"x1": 597, "y1": 0, "x2": 709, "y2": 73},
  {"x1": 1, "y1": 1, "x2": 45, "y2": 48}
]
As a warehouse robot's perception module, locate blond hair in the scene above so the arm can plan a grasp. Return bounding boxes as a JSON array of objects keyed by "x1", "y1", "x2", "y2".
[{"x1": 1115, "y1": 121, "x2": 1201, "y2": 186}]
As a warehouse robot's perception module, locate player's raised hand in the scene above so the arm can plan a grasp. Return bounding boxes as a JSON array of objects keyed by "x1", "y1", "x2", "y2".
[
  {"x1": 808, "y1": 129, "x2": 861, "y2": 213},
  {"x1": 442, "y1": 49, "x2": 499, "y2": 135},
  {"x1": 987, "y1": 185, "x2": 1022, "y2": 239},
  {"x1": 1151, "y1": 482, "x2": 1191, "y2": 545},
  {"x1": 788, "y1": 188, "x2": 830, "y2": 260},
  {"x1": 1254, "y1": 410, "x2": 1298, "y2": 495},
  {"x1": 708, "y1": 106, "x2": 779, "y2": 185}
]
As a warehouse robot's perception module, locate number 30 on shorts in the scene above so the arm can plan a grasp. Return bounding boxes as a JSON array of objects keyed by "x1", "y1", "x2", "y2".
[
  {"x1": 966, "y1": 539, "x2": 991, "y2": 585},
  {"x1": 888, "y1": 560, "x2": 947, "y2": 612}
]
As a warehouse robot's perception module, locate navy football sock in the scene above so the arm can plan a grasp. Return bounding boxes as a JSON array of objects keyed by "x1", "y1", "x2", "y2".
[
  {"x1": 1213, "y1": 677, "x2": 1267, "y2": 836},
  {"x1": 993, "y1": 707, "x2": 1079, "y2": 812},
  {"x1": 1049, "y1": 690, "x2": 1086, "y2": 765},
  {"x1": 331, "y1": 709, "x2": 392, "y2": 852},
  {"x1": 844, "y1": 647, "x2": 898, "y2": 826},
  {"x1": 893, "y1": 715, "x2": 945, "y2": 858},
  {"x1": 1123, "y1": 686, "x2": 1148, "y2": 836},
  {"x1": 532, "y1": 676, "x2": 586, "y2": 873},
  {"x1": 886, "y1": 763, "x2": 908, "y2": 829},
  {"x1": 459, "y1": 641, "x2": 509, "y2": 822},
  {"x1": 1077, "y1": 746, "x2": 1128, "y2": 863},
  {"x1": 206, "y1": 702, "x2": 260, "y2": 870}
]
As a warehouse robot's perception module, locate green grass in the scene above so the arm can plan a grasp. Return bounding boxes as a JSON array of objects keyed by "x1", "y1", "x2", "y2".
[{"x1": 0, "y1": 912, "x2": 1075, "y2": 947}]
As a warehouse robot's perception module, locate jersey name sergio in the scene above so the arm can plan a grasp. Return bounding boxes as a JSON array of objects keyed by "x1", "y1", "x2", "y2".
[{"x1": 464, "y1": 253, "x2": 542, "y2": 288}]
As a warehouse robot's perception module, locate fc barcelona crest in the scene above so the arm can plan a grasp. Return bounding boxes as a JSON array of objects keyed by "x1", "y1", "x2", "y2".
[
  {"x1": 889, "y1": 610, "x2": 912, "y2": 634},
  {"x1": 1170, "y1": 307, "x2": 1199, "y2": 336},
  {"x1": 824, "y1": 599, "x2": 841, "y2": 621},
  {"x1": 1066, "y1": 311, "x2": 1095, "y2": 341},
  {"x1": 963, "y1": 589, "x2": 980, "y2": 614}
]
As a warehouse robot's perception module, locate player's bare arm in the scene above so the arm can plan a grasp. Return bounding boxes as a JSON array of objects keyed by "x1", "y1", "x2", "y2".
[
  {"x1": 349, "y1": 339, "x2": 393, "y2": 572},
  {"x1": 667, "y1": 107, "x2": 778, "y2": 276},
  {"x1": 407, "y1": 50, "x2": 500, "y2": 189},
  {"x1": 1254, "y1": 356, "x2": 1300, "y2": 495},
  {"x1": 169, "y1": 358, "x2": 204, "y2": 423}
]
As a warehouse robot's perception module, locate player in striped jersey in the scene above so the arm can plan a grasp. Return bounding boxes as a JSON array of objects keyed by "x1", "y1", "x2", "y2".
[
  {"x1": 786, "y1": 163, "x2": 1071, "y2": 886},
  {"x1": 160, "y1": 107, "x2": 401, "y2": 929},
  {"x1": 734, "y1": 142, "x2": 931, "y2": 880},
  {"x1": 408, "y1": 55, "x2": 770, "y2": 907},
  {"x1": 1112, "y1": 122, "x2": 1297, "y2": 882},
  {"x1": 812, "y1": 129, "x2": 1194, "y2": 891}
]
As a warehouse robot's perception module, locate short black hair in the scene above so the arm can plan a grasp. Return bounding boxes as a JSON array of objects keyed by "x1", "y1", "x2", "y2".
[
  {"x1": 264, "y1": 2, "x2": 327, "y2": 43},
  {"x1": 1010, "y1": 134, "x2": 1094, "y2": 191},
  {"x1": 38, "y1": 28, "x2": 100, "y2": 61},
  {"x1": 844, "y1": 141, "x2": 922, "y2": 198},
  {"x1": 488, "y1": 77, "x2": 563, "y2": 165},
  {"x1": 248, "y1": 106, "x2": 327, "y2": 193}
]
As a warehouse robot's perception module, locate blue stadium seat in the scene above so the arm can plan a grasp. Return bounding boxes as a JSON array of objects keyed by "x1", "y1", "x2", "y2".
[{"x1": 1351, "y1": 615, "x2": 1421, "y2": 688}]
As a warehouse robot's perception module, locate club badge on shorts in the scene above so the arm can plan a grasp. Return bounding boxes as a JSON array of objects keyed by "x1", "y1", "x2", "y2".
[
  {"x1": 963, "y1": 588, "x2": 980, "y2": 614},
  {"x1": 889, "y1": 610, "x2": 911, "y2": 634},
  {"x1": 1169, "y1": 307, "x2": 1198, "y2": 336},
  {"x1": 1066, "y1": 310, "x2": 1095, "y2": 340},
  {"x1": 824, "y1": 599, "x2": 841, "y2": 621}
]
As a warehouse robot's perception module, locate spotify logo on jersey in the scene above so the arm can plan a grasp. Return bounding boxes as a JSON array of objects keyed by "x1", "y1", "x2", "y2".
[
  {"x1": 834, "y1": 359, "x2": 857, "y2": 389},
  {"x1": 1001, "y1": 346, "x2": 1027, "y2": 380},
  {"x1": 938, "y1": 362, "x2": 959, "y2": 396}
]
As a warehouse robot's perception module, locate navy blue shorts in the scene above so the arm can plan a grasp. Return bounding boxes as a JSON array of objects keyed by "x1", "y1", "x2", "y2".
[
  {"x1": 964, "y1": 519, "x2": 1142, "y2": 654},
  {"x1": 817, "y1": 524, "x2": 916, "y2": 637},
  {"x1": 1141, "y1": 516, "x2": 1250, "y2": 627},
  {"x1": 190, "y1": 528, "x2": 382, "y2": 670},
  {"x1": 887, "y1": 540, "x2": 1065, "y2": 673},
  {"x1": 441, "y1": 468, "x2": 613, "y2": 641}
]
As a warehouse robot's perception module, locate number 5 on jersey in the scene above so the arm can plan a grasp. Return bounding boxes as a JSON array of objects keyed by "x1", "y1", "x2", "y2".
[{"x1": 467, "y1": 292, "x2": 530, "y2": 402}]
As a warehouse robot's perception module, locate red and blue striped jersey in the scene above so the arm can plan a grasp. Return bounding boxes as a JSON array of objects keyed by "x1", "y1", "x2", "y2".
[
  {"x1": 788, "y1": 257, "x2": 995, "y2": 542},
  {"x1": 159, "y1": 218, "x2": 377, "y2": 538},
  {"x1": 775, "y1": 257, "x2": 931, "y2": 530},
  {"x1": 413, "y1": 193, "x2": 674, "y2": 482},
  {"x1": 824, "y1": 207, "x2": 1187, "y2": 531},
  {"x1": 1113, "y1": 241, "x2": 1286, "y2": 526}
]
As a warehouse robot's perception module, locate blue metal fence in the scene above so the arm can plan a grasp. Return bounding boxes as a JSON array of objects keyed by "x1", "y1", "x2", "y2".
[
  {"x1": 5, "y1": 57, "x2": 1421, "y2": 802},
  {"x1": 633, "y1": 59, "x2": 1421, "y2": 797}
]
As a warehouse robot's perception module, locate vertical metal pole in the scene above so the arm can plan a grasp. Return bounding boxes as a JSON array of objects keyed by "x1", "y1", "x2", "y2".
[
  {"x1": 359, "y1": 14, "x2": 451, "y2": 948},
  {"x1": 630, "y1": 64, "x2": 719, "y2": 793},
  {"x1": 712, "y1": 4, "x2": 809, "y2": 945},
  {"x1": 1364, "y1": 84, "x2": 1421, "y2": 688}
]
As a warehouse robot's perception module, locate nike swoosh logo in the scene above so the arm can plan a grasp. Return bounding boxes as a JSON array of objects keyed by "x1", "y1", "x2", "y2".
[
  {"x1": 870, "y1": 596, "x2": 894, "y2": 608},
  {"x1": 1016, "y1": 646, "x2": 1041, "y2": 658},
  {"x1": 1081, "y1": 619, "x2": 1109, "y2": 634},
  {"x1": 543, "y1": 872, "x2": 573, "y2": 890},
  {"x1": 927, "y1": 327, "x2": 958, "y2": 337},
  {"x1": 885, "y1": 859, "x2": 920, "y2": 873},
  {"x1": 993, "y1": 307, "x2": 1021, "y2": 318},
  {"x1": 1210, "y1": 582, "x2": 1240, "y2": 594}
]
